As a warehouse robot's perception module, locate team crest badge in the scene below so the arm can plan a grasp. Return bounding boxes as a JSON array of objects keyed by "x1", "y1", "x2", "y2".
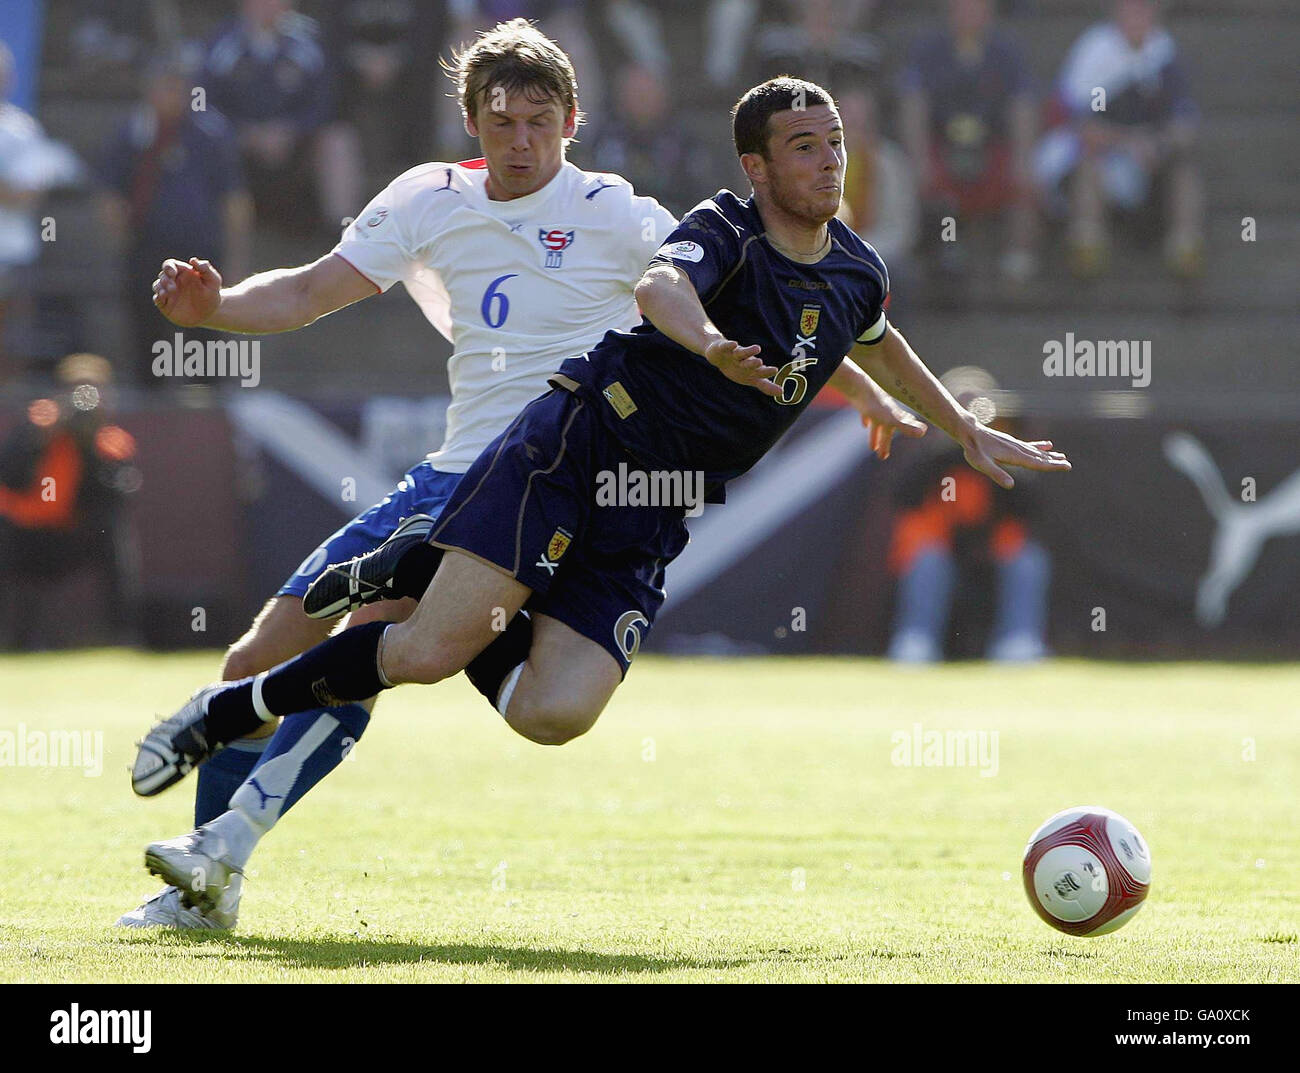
[
  {"x1": 799, "y1": 304, "x2": 821, "y2": 338},
  {"x1": 546, "y1": 528, "x2": 573, "y2": 562},
  {"x1": 538, "y1": 228, "x2": 576, "y2": 268}
]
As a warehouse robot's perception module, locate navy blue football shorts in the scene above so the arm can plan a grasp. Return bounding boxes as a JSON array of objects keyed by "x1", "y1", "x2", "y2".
[{"x1": 428, "y1": 386, "x2": 690, "y2": 675}]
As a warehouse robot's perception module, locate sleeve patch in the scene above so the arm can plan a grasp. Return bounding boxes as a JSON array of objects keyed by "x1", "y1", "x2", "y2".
[{"x1": 657, "y1": 240, "x2": 705, "y2": 263}]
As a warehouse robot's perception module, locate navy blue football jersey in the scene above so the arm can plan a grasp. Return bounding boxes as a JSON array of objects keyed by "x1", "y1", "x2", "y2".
[{"x1": 555, "y1": 190, "x2": 889, "y2": 497}]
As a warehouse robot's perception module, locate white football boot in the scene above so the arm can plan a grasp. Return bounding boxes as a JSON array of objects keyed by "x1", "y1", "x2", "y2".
[
  {"x1": 116, "y1": 880, "x2": 241, "y2": 930},
  {"x1": 144, "y1": 827, "x2": 243, "y2": 916},
  {"x1": 132, "y1": 684, "x2": 228, "y2": 796}
]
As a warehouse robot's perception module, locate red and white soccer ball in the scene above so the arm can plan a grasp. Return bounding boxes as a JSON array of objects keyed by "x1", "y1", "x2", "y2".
[{"x1": 1022, "y1": 806, "x2": 1151, "y2": 936}]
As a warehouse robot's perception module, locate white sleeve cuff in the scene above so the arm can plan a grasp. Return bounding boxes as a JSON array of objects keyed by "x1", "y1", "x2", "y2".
[{"x1": 856, "y1": 311, "x2": 888, "y2": 345}]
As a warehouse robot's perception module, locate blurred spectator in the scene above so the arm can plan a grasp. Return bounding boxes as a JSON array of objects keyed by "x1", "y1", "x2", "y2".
[
  {"x1": 1035, "y1": 0, "x2": 1203, "y2": 278},
  {"x1": 836, "y1": 90, "x2": 919, "y2": 306},
  {"x1": 0, "y1": 354, "x2": 141, "y2": 650},
  {"x1": 753, "y1": 0, "x2": 883, "y2": 231},
  {"x1": 66, "y1": 0, "x2": 182, "y2": 79},
  {"x1": 201, "y1": 0, "x2": 361, "y2": 239},
  {"x1": 98, "y1": 49, "x2": 252, "y2": 385},
  {"x1": 0, "y1": 39, "x2": 82, "y2": 379},
  {"x1": 586, "y1": 63, "x2": 715, "y2": 216},
  {"x1": 751, "y1": 0, "x2": 880, "y2": 108},
  {"x1": 321, "y1": 0, "x2": 443, "y2": 180},
  {"x1": 886, "y1": 369, "x2": 1050, "y2": 663},
  {"x1": 595, "y1": 0, "x2": 758, "y2": 193},
  {"x1": 606, "y1": 0, "x2": 757, "y2": 98},
  {"x1": 899, "y1": 0, "x2": 1038, "y2": 284}
]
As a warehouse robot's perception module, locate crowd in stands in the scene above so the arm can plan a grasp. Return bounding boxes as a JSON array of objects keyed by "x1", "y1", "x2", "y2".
[{"x1": 0, "y1": 0, "x2": 1205, "y2": 385}]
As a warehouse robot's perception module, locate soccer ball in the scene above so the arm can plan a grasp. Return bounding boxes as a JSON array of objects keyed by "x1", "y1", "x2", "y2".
[{"x1": 1022, "y1": 806, "x2": 1151, "y2": 936}]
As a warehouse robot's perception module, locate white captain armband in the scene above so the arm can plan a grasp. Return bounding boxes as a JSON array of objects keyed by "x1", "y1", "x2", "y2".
[{"x1": 856, "y1": 310, "x2": 889, "y2": 345}]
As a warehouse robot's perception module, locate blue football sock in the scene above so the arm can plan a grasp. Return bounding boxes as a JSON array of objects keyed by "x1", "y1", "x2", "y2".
[
  {"x1": 194, "y1": 737, "x2": 269, "y2": 827},
  {"x1": 203, "y1": 704, "x2": 371, "y2": 870}
]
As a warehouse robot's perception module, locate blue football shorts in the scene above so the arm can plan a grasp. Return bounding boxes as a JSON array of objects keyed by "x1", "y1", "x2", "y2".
[{"x1": 278, "y1": 462, "x2": 463, "y2": 598}]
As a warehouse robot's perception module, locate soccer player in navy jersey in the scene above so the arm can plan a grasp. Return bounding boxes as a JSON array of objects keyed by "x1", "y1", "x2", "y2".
[{"x1": 132, "y1": 78, "x2": 1070, "y2": 908}]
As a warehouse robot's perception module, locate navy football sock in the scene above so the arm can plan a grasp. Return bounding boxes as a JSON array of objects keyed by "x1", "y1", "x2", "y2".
[
  {"x1": 465, "y1": 611, "x2": 533, "y2": 712},
  {"x1": 194, "y1": 737, "x2": 267, "y2": 827},
  {"x1": 206, "y1": 620, "x2": 392, "y2": 742}
]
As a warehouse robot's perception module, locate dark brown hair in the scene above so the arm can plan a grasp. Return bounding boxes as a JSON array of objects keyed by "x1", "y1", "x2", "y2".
[{"x1": 732, "y1": 77, "x2": 835, "y2": 158}]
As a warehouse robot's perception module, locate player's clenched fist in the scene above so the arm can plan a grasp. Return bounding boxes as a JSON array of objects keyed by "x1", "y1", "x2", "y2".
[
  {"x1": 152, "y1": 257, "x2": 223, "y2": 328},
  {"x1": 704, "y1": 338, "x2": 781, "y2": 397}
]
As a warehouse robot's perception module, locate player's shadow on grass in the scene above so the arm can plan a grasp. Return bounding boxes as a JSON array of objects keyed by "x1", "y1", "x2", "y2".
[{"x1": 117, "y1": 932, "x2": 745, "y2": 976}]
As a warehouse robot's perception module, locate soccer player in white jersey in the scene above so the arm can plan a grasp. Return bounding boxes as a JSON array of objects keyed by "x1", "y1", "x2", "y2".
[
  {"x1": 122, "y1": 25, "x2": 924, "y2": 929},
  {"x1": 117, "y1": 18, "x2": 745, "y2": 929}
]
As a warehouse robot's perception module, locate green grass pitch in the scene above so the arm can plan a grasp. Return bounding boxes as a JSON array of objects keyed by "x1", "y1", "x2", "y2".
[{"x1": 1, "y1": 650, "x2": 1296, "y2": 982}]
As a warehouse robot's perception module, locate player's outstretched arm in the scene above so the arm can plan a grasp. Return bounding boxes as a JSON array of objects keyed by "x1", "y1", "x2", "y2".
[
  {"x1": 828, "y1": 359, "x2": 928, "y2": 460},
  {"x1": 634, "y1": 264, "x2": 780, "y2": 396},
  {"x1": 849, "y1": 325, "x2": 1071, "y2": 488},
  {"x1": 152, "y1": 253, "x2": 378, "y2": 334}
]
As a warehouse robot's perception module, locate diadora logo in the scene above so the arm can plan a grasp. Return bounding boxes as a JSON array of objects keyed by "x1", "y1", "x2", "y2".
[
  {"x1": 366, "y1": 209, "x2": 388, "y2": 227},
  {"x1": 585, "y1": 176, "x2": 619, "y2": 199},
  {"x1": 538, "y1": 228, "x2": 575, "y2": 268}
]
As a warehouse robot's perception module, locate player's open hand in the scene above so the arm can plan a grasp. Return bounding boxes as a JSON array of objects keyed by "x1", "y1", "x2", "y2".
[
  {"x1": 858, "y1": 393, "x2": 928, "y2": 460},
  {"x1": 152, "y1": 257, "x2": 223, "y2": 327},
  {"x1": 704, "y1": 339, "x2": 781, "y2": 397},
  {"x1": 962, "y1": 424, "x2": 1071, "y2": 489}
]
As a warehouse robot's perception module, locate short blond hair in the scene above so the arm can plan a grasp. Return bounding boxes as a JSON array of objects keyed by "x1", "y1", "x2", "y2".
[{"x1": 445, "y1": 18, "x2": 582, "y2": 131}]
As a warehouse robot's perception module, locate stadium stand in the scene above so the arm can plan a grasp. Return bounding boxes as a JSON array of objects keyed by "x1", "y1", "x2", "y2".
[{"x1": 6, "y1": 0, "x2": 1290, "y2": 407}]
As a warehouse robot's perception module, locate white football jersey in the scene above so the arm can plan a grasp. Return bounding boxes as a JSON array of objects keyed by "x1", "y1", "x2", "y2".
[{"x1": 333, "y1": 159, "x2": 676, "y2": 472}]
